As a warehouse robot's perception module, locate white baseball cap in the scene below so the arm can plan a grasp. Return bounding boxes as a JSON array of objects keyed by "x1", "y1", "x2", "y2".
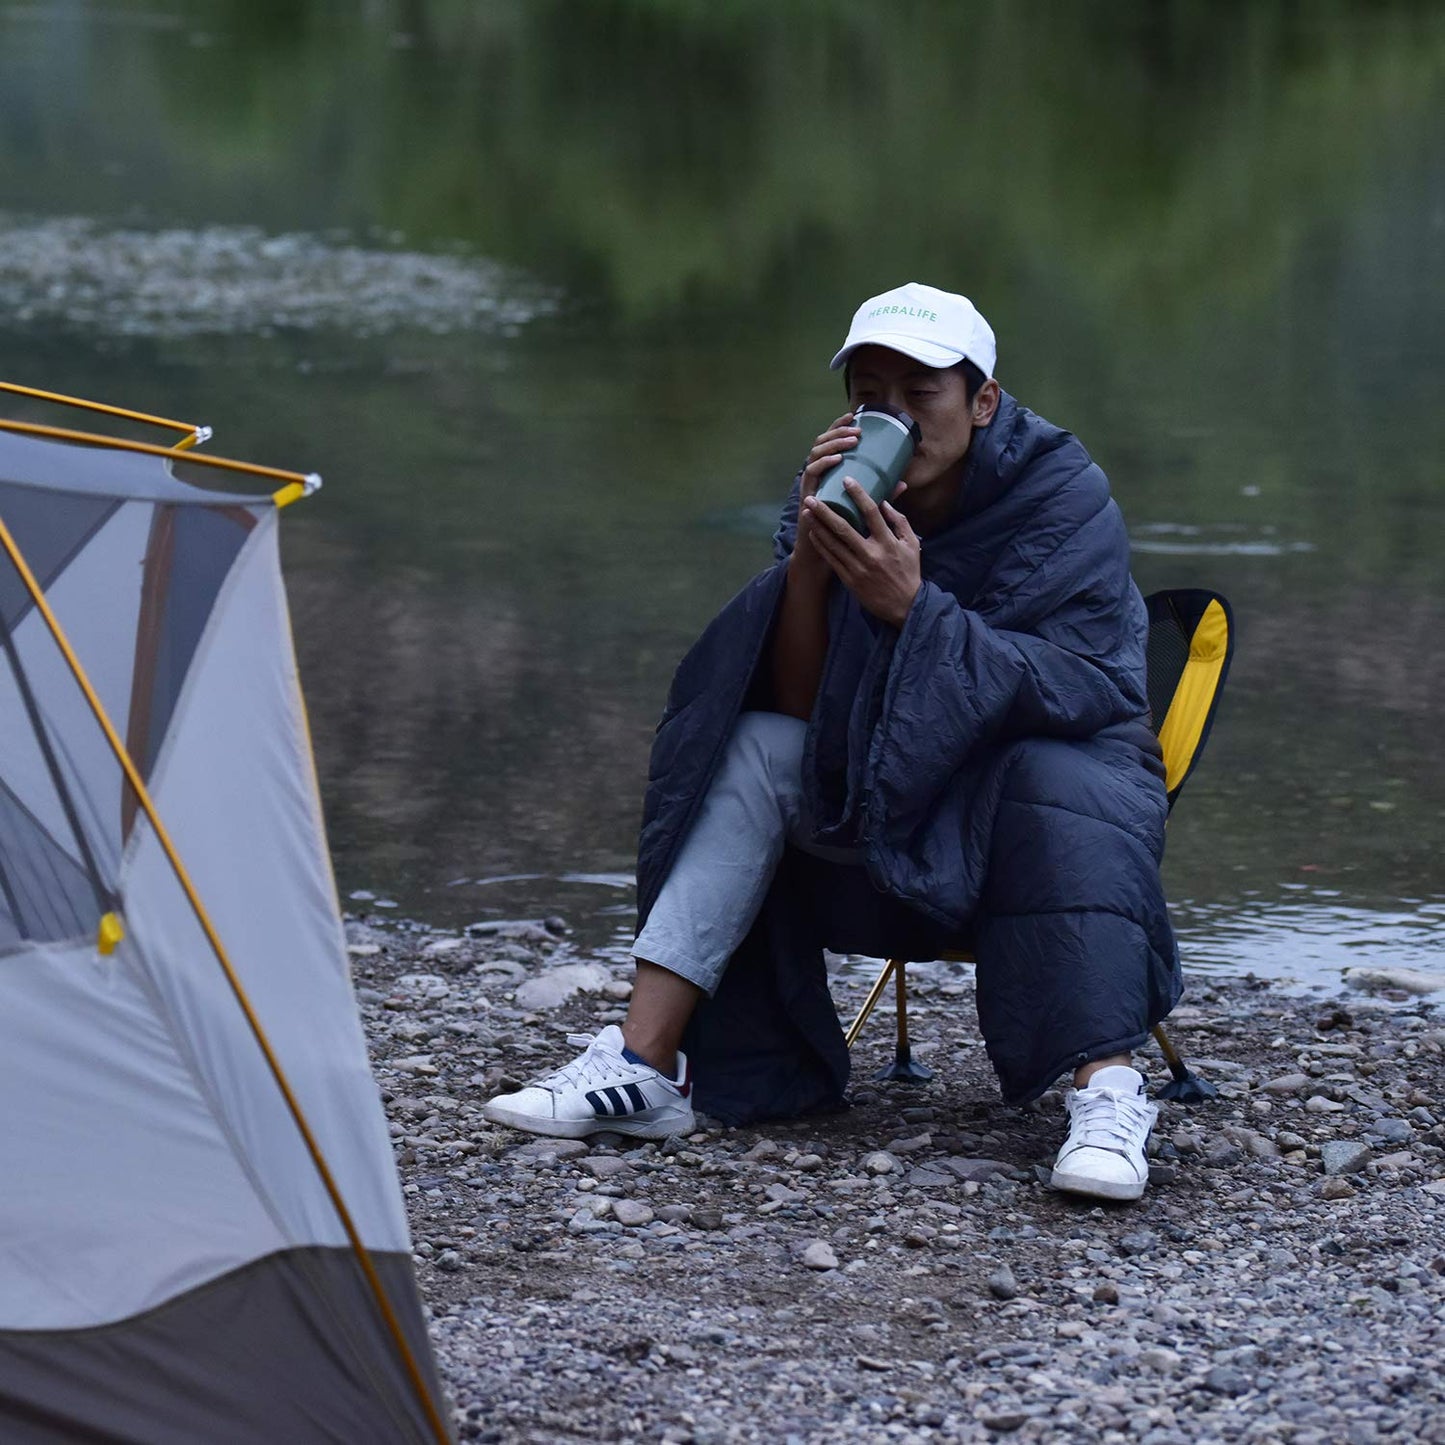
[{"x1": 829, "y1": 282, "x2": 996, "y2": 378}]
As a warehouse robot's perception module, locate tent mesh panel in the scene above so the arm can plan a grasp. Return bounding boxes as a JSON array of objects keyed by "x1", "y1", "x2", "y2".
[{"x1": 0, "y1": 775, "x2": 99, "y2": 950}]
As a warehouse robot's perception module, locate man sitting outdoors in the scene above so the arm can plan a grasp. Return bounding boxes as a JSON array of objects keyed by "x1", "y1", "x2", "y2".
[{"x1": 485, "y1": 283, "x2": 1180, "y2": 1203}]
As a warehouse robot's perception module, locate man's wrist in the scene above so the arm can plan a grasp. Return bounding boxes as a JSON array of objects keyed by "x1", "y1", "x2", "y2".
[
  {"x1": 788, "y1": 545, "x2": 831, "y2": 587},
  {"x1": 883, "y1": 582, "x2": 922, "y2": 629}
]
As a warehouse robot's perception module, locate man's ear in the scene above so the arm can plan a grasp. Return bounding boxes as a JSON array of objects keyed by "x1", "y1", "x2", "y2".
[{"x1": 972, "y1": 378, "x2": 1001, "y2": 427}]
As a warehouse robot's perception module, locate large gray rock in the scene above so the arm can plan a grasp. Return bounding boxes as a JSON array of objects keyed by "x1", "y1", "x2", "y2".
[
  {"x1": 905, "y1": 1167, "x2": 955, "y2": 1188},
  {"x1": 395, "y1": 972, "x2": 450, "y2": 1000},
  {"x1": 513, "y1": 962, "x2": 611, "y2": 1010},
  {"x1": 941, "y1": 1157, "x2": 1013, "y2": 1183},
  {"x1": 1343, "y1": 965, "x2": 1445, "y2": 996},
  {"x1": 1320, "y1": 1139, "x2": 1371, "y2": 1176}
]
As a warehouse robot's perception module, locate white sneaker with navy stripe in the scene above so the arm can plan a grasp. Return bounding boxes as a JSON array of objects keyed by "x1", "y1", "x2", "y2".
[{"x1": 482, "y1": 1026, "x2": 695, "y2": 1140}]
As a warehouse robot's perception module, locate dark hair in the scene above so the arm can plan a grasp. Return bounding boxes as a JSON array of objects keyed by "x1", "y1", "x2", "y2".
[
  {"x1": 843, "y1": 356, "x2": 987, "y2": 404},
  {"x1": 953, "y1": 357, "x2": 987, "y2": 405}
]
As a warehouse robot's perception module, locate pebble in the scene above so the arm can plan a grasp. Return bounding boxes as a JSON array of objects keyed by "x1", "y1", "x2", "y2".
[
  {"x1": 941, "y1": 1156, "x2": 1013, "y2": 1182},
  {"x1": 906, "y1": 1166, "x2": 955, "y2": 1188},
  {"x1": 886, "y1": 1133, "x2": 933, "y2": 1154},
  {"x1": 1369, "y1": 1118, "x2": 1414, "y2": 1145},
  {"x1": 1320, "y1": 1140, "x2": 1371, "y2": 1176},
  {"x1": 987, "y1": 1265, "x2": 1020, "y2": 1300},
  {"x1": 979, "y1": 1411, "x2": 1029, "y2": 1432},
  {"x1": 801, "y1": 1241, "x2": 839, "y2": 1271},
  {"x1": 1204, "y1": 1365, "x2": 1251, "y2": 1396},
  {"x1": 1118, "y1": 1230, "x2": 1157, "y2": 1257},
  {"x1": 612, "y1": 1200, "x2": 655, "y2": 1228},
  {"x1": 1139, "y1": 1347, "x2": 1181, "y2": 1372}
]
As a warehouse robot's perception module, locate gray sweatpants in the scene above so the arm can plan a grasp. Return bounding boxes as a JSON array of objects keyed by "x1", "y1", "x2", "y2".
[{"x1": 633, "y1": 711, "x2": 858, "y2": 995}]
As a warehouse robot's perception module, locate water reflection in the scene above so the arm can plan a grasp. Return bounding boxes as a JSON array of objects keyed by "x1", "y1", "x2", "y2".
[
  {"x1": 1173, "y1": 893, "x2": 1445, "y2": 988},
  {"x1": 1, "y1": 0, "x2": 1442, "y2": 987}
]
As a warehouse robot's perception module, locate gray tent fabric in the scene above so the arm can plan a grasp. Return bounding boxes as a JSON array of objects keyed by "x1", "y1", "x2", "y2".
[
  {"x1": 0, "y1": 1250, "x2": 438, "y2": 1445},
  {"x1": 0, "y1": 431, "x2": 449, "y2": 1441},
  {"x1": 0, "y1": 427, "x2": 272, "y2": 506}
]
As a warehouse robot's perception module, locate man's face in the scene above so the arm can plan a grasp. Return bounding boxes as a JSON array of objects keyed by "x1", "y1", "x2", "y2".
[{"x1": 845, "y1": 344, "x2": 997, "y2": 497}]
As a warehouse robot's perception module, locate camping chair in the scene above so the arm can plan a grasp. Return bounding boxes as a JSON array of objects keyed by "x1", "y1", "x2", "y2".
[{"x1": 843, "y1": 588, "x2": 1235, "y2": 1104}]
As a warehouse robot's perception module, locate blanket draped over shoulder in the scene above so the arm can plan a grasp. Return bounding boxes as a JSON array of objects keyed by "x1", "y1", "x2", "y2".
[{"x1": 637, "y1": 392, "x2": 1180, "y2": 1123}]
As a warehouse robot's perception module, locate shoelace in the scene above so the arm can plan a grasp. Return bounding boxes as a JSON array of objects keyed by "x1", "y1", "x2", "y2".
[
  {"x1": 530, "y1": 1033, "x2": 623, "y2": 1094},
  {"x1": 1064, "y1": 1087, "x2": 1154, "y2": 1154}
]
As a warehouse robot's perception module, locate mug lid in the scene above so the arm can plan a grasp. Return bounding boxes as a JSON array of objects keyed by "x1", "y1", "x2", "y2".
[{"x1": 854, "y1": 402, "x2": 921, "y2": 448}]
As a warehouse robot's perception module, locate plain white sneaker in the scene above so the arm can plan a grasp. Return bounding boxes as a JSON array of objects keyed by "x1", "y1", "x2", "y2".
[
  {"x1": 1050, "y1": 1064, "x2": 1157, "y2": 1202},
  {"x1": 482, "y1": 1025, "x2": 695, "y2": 1140}
]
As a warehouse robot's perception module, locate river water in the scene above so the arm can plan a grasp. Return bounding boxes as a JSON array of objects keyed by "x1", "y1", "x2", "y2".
[{"x1": 2, "y1": 0, "x2": 1442, "y2": 988}]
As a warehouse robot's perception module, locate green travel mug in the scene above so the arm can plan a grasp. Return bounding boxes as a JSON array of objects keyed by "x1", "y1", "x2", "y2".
[{"x1": 813, "y1": 403, "x2": 921, "y2": 533}]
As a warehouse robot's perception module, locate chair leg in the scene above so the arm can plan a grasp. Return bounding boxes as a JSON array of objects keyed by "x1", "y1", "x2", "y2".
[
  {"x1": 845, "y1": 957, "x2": 897, "y2": 1049},
  {"x1": 1152, "y1": 1024, "x2": 1217, "y2": 1103},
  {"x1": 874, "y1": 959, "x2": 933, "y2": 1084}
]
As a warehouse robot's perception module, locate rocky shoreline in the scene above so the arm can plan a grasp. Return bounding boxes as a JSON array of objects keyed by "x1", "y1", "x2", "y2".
[{"x1": 347, "y1": 913, "x2": 1445, "y2": 1444}]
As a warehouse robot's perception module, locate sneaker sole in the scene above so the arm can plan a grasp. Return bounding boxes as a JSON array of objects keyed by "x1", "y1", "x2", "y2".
[
  {"x1": 482, "y1": 1101, "x2": 695, "y2": 1141},
  {"x1": 1049, "y1": 1166, "x2": 1147, "y2": 1203}
]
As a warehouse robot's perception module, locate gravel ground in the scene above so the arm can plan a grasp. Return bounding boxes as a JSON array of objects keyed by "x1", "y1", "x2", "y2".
[{"x1": 348, "y1": 913, "x2": 1445, "y2": 1444}]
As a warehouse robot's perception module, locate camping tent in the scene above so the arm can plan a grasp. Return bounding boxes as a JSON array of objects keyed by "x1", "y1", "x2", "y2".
[{"x1": 0, "y1": 424, "x2": 451, "y2": 1442}]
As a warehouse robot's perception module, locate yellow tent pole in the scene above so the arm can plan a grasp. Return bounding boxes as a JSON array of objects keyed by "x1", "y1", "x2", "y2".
[
  {"x1": 0, "y1": 419, "x2": 320, "y2": 495},
  {"x1": 0, "y1": 381, "x2": 209, "y2": 450},
  {"x1": 0, "y1": 515, "x2": 448, "y2": 1445}
]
